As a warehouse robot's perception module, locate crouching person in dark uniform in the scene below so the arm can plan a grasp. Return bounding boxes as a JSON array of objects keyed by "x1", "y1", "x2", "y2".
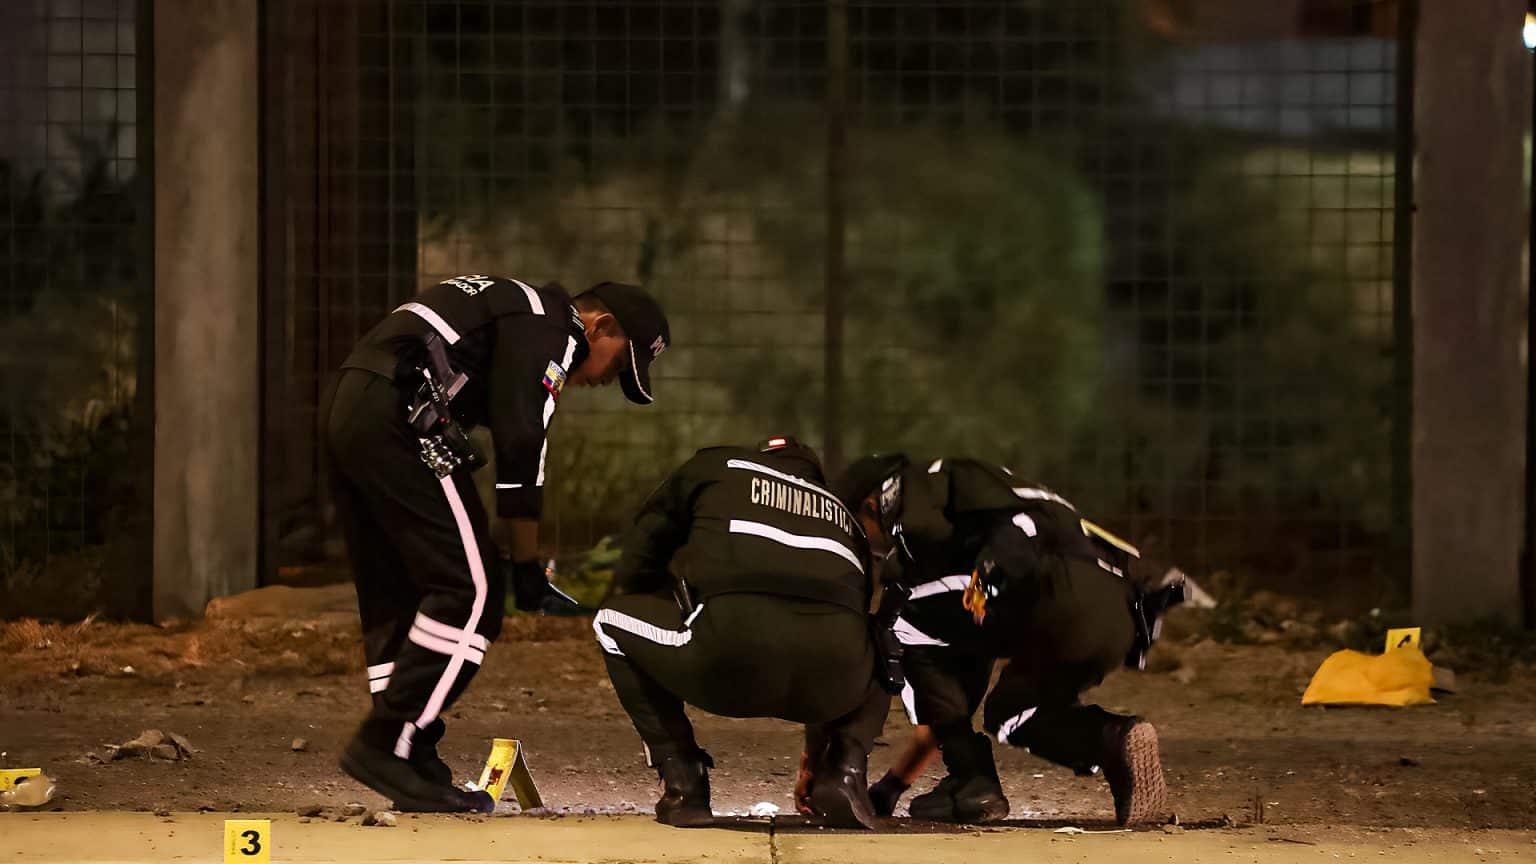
[
  {"x1": 833, "y1": 455, "x2": 1183, "y2": 826},
  {"x1": 595, "y1": 438, "x2": 892, "y2": 829},
  {"x1": 325, "y1": 275, "x2": 669, "y2": 812}
]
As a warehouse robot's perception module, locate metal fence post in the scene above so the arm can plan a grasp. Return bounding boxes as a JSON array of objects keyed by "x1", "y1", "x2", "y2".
[
  {"x1": 824, "y1": 0, "x2": 848, "y2": 475},
  {"x1": 1392, "y1": 0, "x2": 1416, "y2": 602}
]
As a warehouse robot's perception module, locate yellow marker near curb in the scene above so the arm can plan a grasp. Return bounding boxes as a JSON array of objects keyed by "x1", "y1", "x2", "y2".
[
  {"x1": 223, "y1": 819, "x2": 271, "y2": 864},
  {"x1": 0, "y1": 768, "x2": 41, "y2": 792},
  {"x1": 477, "y1": 738, "x2": 543, "y2": 809},
  {"x1": 1386, "y1": 627, "x2": 1421, "y2": 652}
]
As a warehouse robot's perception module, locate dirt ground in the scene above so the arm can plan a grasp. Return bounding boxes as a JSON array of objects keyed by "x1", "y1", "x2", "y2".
[{"x1": 1, "y1": 584, "x2": 1533, "y2": 831}]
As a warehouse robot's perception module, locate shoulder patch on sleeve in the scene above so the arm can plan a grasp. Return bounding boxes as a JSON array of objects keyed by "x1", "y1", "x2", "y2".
[{"x1": 542, "y1": 361, "x2": 567, "y2": 399}]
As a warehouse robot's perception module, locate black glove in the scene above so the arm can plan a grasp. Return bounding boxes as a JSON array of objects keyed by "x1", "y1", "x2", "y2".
[
  {"x1": 507, "y1": 559, "x2": 592, "y2": 617},
  {"x1": 869, "y1": 578, "x2": 911, "y2": 694},
  {"x1": 1125, "y1": 576, "x2": 1186, "y2": 670},
  {"x1": 872, "y1": 620, "x2": 906, "y2": 694}
]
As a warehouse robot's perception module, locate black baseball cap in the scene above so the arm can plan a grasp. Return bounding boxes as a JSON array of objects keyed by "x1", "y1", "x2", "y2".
[
  {"x1": 832, "y1": 453, "x2": 910, "y2": 512},
  {"x1": 587, "y1": 282, "x2": 670, "y2": 405},
  {"x1": 758, "y1": 435, "x2": 825, "y2": 483}
]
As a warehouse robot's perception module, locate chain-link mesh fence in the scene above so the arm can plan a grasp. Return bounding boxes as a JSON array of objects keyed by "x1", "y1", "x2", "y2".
[
  {"x1": 264, "y1": 0, "x2": 1406, "y2": 602},
  {"x1": 0, "y1": 0, "x2": 147, "y2": 617}
]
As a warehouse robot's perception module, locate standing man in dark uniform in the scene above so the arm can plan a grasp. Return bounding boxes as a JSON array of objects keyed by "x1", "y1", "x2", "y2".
[
  {"x1": 325, "y1": 275, "x2": 669, "y2": 812},
  {"x1": 594, "y1": 438, "x2": 893, "y2": 830},
  {"x1": 828, "y1": 455, "x2": 1183, "y2": 826}
]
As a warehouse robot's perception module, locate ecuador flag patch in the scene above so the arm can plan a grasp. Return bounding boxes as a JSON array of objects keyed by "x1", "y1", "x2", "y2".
[{"x1": 542, "y1": 361, "x2": 567, "y2": 398}]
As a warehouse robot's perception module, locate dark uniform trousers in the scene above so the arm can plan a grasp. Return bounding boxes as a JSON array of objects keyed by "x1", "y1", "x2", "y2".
[
  {"x1": 325, "y1": 369, "x2": 505, "y2": 759},
  {"x1": 594, "y1": 589, "x2": 889, "y2": 764},
  {"x1": 898, "y1": 551, "x2": 1135, "y2": 778}
]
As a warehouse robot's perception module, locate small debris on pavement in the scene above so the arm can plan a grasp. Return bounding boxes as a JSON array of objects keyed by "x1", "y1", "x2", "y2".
[
  {"x1": 1162, "y1": 824, "x2": 1185, "y2": 834},
  {"x1": 154, "y1": 808, "x2": 171, "y2": 817},
  {"x1": 110, "y1": 730, "x2": 196, "y2": 762},
  {"x1": 164, "y1": 732, "x2": 196, "y2": 755},
  {"x1": 361, "y1": 809, "x2": 398, "y2": 827},
  {"x1": 343, "y1": 802, "x2": 368, "y2": 817},
  {"x1": 296, "y1": 803, "x2": 325, "y2": 817},
  {"x1": 291, "y1": 738, "x2": 310, "y2": 752},
  {"x1": 749, "y1": 801, "x2": 781, "y2": 817}
]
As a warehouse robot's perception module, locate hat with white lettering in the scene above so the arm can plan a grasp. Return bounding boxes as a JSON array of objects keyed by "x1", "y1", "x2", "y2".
[{"x1": 586, "y1": 282, "x2": 670, "y2": 405}]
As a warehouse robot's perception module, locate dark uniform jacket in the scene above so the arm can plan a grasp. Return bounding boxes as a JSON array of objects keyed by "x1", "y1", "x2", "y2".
[
  {"x1": 613, "y1": 447, "x2": 873, "y2": 614},
  {"x1": 890, "y1": 458, "x2": 1114, "y2": 588},
  {"x1": 342, "y1": 274, "x2": 589, "y2": 519},
  {"x1": 891, "y1": 457, "x2": 1146, "y2": 661}
]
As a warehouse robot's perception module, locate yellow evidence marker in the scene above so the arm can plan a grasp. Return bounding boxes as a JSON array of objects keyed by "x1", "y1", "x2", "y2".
[
  {"x1": 223, "y1": 819, "x2": 271, "y2": 864},
  {"x1": 0, "y1": 768, "x2": 41, "y2": 792},
  {"x1": 477, "y1": 738, "x2": 544, "y2": 809},
  {"x1": 1385, "y1": 627, "x2": 1421, "y2": 652}
]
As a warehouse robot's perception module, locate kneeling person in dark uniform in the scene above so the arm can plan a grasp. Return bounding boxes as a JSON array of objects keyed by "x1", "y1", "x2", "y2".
[
  {"x1": 834, "y1": 455, "x2": 1183, "y2": 826},
  {"x1": 595, "y1": 438, "x2": 890, "y2": 829}
]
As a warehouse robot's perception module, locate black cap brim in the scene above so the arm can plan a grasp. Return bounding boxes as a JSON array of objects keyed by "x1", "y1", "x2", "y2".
[
  {"x1": 832, "y1": 454, "x2": 909, "y2": 511},
  {"x1": 587, "y1": 282, "x2": 666, "y2": 405},
  {"x1": 620, "y1": 339, "x2": 654, "y2": 405}
]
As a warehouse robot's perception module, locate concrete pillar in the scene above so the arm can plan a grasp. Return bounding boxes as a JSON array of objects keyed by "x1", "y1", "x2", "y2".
[
  {"x1": 153, "y1": 0, "x2": 260, "y2": 620},
  {"x1": 1412, "y1": 0, "x2": 1528, "y2": 625}
]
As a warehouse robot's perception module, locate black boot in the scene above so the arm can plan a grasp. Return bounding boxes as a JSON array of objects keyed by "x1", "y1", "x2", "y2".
[
  {"x1": 806, "y1": 734, "x2": 878, "y2": 830},
  {"x1": 1097, "y1": 716, "x2": 1167, "y2": 826},
  {"x1": 868, "y1": 771, "x2": 909, "y2": 818},
  {"x1": 408, "y1": 719, "x2": 454, "y2": 787},
  {"x1": 906, "y1": 774, "x2": 959, "y2": 821},
  {"x1": 655, "y1": 751, "x2": 714, "y2": 828},
  {"x1": 340, "y1": 734, "x2": 493, "y2": 813},
  {"x1": 951, "y1": 742, "x2": 1009, "y2": 823},
  {"x1": 1010, "y1": 705, "x2": 1167, "y2": 826},
  {"x1": 908, "y1": 731, "x2": 1008, "y2": 824}
]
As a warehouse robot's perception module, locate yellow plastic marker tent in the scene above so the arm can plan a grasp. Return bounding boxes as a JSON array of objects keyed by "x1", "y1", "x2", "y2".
[{"x1": 477, "y1": 738, "x2": 543, "y2": 809}]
